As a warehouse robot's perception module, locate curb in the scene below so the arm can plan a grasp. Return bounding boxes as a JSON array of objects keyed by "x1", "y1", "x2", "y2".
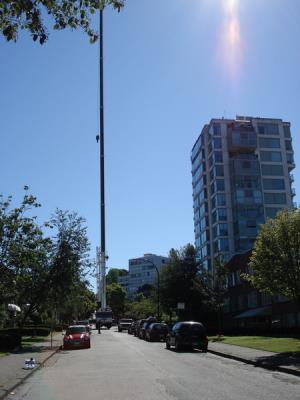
[
  {"x1": 208, "y1": 349, "x2": 300, "y2": 378},
  {"x1": 0, "y1": 347, "x2": 61, "y2": 400}
]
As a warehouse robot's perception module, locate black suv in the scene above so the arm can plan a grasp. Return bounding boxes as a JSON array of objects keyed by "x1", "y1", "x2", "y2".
[
  {"x1": 139, "y1": 317, "x2": 157, "y2": 340},
  {"x1": 166, "y1": 321, "x2": 208, "y2": 352}
]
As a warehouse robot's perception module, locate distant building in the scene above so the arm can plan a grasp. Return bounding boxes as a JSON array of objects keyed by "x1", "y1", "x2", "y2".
[
  {"x1": 191, "y1": 116, "x2": 295, "y2": 272},
  {"x1": 127, "y1": 253, "x2": 169, "y2": 300},
  {"x1": 223, "y1": 251, "x2": 299, "y2": 332}
]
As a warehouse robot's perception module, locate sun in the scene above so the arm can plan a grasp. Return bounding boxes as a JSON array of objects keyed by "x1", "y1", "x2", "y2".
[{"x1": 218, "y1": 0, "x2": 243, "y2": 81}]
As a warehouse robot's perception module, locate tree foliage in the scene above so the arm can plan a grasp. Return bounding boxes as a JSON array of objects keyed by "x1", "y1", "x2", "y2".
[
  {"x1": 0, "y1": 188, "x2": 93, "y2": 326},
  {"x1": 125, "y1": 296, "x2": 156, "y2": 320},
  {"x1": 243, "y1": 209, "x2": 300, "y2": 305},
  {"x1": 0, "y1": 189, "x2": 52, "y2": 310},
  {"x1": 106, "y1": 283, "x2": 126, "y2": 318},
  {"x1": 106, "y1": 268, "x2": 128, "y2": 285},
  {"x1": 0, "y1": 0, "x2": 124, "y2": 44},
  {"x1": 159, "y1": 244, "x2": 206, "y2": 320}
]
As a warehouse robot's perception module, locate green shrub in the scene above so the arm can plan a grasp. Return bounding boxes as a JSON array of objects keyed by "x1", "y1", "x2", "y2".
[
  {"x1": 0, "y1": 327, "x2": 50, "y2": 336},
  {"x1": 0, "y1": 333, "x2": 22, "y2": 351}
]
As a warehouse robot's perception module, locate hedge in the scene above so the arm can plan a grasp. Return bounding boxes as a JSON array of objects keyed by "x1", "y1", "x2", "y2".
[
  {"x1": 0, "y1": 333, "x2": 22, "y2": 351},
  {"x1": 0, "y1": 327, "x2": 50, "y2": 336}
]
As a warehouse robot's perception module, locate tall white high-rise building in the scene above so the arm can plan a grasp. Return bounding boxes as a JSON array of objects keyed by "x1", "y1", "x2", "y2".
[{"x1": 191, "y1": 116, "x2": 296, "y2": 272}]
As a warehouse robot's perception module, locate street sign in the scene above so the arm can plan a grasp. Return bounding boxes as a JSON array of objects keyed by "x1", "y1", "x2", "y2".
[{"x1": 177, "y1": 302, "x2": 185, "y2": 310}]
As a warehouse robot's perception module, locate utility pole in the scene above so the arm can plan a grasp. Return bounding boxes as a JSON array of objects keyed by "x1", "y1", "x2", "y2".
[{"x1": 96, "y1": 6, "x2": 107, "y2": 310}]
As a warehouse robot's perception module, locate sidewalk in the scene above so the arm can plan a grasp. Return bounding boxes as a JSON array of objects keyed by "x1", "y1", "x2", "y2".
[
  {"x1": 0, "y1": 333, "x2": 62, "y2": 400},
  {"x1": 208, "y1": 340, "x2": 300, "y2": 377}
]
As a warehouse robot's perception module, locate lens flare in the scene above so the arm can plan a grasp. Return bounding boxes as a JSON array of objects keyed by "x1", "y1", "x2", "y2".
[{"x1": 218, "y1": 0, "x2": 243, "y2": 81}]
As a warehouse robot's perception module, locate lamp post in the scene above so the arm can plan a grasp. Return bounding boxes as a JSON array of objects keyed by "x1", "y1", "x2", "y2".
[{"x1": 145, "y1": 259, "x2": 160, "y2": 321}]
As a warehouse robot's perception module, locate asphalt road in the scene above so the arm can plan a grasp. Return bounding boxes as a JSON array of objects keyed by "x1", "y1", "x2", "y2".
[{"x1": 6, "y1": 329, "x2": 300, "y2": 400}]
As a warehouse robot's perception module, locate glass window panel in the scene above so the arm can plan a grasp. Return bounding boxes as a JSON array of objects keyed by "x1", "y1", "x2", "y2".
[
  {"x1": 261, "y1": 164, "x2": 284, "y2": 176},
  {"x1": 213, "y1": 137, "x2": 222, "y2": 149},
  {"x1": 216, "y1": 179, "x2": 225, "y2": 191},
  {"x1": 283, "y1": 125, "x2": 291, "y2": 138},
  {"x1": 263, "y1": 179, "x2": 285, "y2": 190},
  {"x1": 259, "y1": 138, "x2": 280, "y2": 148},
  {"x1": 265, "y1": 207, "x2": 283, "y2": 218},
  {"x1": 215, "y1": 165, "x2": 224, "y2": 176},
  {"x1": 285, "y1": 140, "x2": 292, "y2": 151},
  {"x1": 286, "y1": 153, "x2": 294, "y2": 163},
  {"x1": 264, "y1": 193, "x2": 286, "y2": 204},
  {"x1": 260, "y1": 151, "x2": 282, "y2": 162},
  {"x1": 214, "y1": 151, "x2": 223, "y2": 163},
  {"x1": 213, "y1": 123, "x2": 221, "y2": 136},
  {"x1": 258, "y1": 124, "x2": 279, "y2": 135}
]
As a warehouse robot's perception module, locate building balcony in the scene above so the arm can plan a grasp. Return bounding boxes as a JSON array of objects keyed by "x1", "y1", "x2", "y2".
[{"x1": 227, "y1": 130, "x2": 257, "y2": 153}]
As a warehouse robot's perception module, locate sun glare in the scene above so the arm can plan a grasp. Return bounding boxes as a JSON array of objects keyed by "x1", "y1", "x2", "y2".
[{"x1": 218, "y1": 0, "x2": 243, "y2": 81}]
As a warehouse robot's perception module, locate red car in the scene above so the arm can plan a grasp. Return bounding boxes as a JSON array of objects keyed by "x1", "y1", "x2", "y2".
[{"x1": 63, "y1": 325, "x2": 91, "y2": 350}]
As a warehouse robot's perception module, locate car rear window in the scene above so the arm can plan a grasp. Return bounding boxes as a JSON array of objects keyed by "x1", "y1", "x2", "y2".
[
  {"x1": 66, "y1": 327, "x2": 86, "y2": 334},
  {"x1": 120, "y1": 319, "x2": 132, "y2": 323},
  {"x1": 179, "y1": 324, "x2": 205, "y2": 333}
]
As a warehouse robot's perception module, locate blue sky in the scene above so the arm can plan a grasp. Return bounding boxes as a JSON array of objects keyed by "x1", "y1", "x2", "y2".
[{"x1": 1, "y1": 0, "x2": 300, "y2": 283}]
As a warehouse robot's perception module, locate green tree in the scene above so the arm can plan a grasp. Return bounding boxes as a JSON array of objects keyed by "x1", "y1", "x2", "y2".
[
  {"x1": 125, "y1": 296, "x2": 156, "y2": 320},
  {"x1": 136, "y1": 284, "x2": 154, "y2": 299},
  {"x1": 0, "y1": 189, "x2": 53, "y2": 322},
  {"x1": 160, "y1": 244, "x2": 206, "y2": 320},
  {"x1": 0, "y1": 0, "x2": 124, "y2": 44},
  {"x1": 106, "y1": 268, "x2": 128, "y2": 285},
  {"x1": 46, "y1": 209, "x2": 93, "y2": 321},
  {"x1": 243, "y1": 209, "x2": 300, "y2": 326},
  {"x1": 106, "y1": 283, "x2": 126, "y2": 319},
  {"x1": 199, "y1": 256, "x2": 229, "y2": 334}
]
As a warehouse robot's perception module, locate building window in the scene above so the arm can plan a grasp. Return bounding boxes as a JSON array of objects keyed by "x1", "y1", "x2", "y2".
[
  {"x1": 258, "y1": 124, "x2": 279, "y2": 135},
  {"x1": 213, "y1": 137, "x2": 222, "y2": 149},
  {"x1": 285, "y1": 140, "x2": 292, "y2": 151},
  {"x1": 263, "y1": 179, "x2": 285, "y2": 190},
  {"x1": 259, "y1": 138, "x2": 280, "y2": 148},
  {"x1": 216, "y1": 179, "x2": 225, "y2": 191},
  {"x1": 216, "y1": 193, "x2": 226, "y2": 206},
  {"x1": 265, "y1": 207, "x2": 283, "y2": 219},
  {"x1": 260, "y1": 151, "x2": 282, "y2": 162},
  {"x1": 215, "y1": 165, "x2": 224, "y2": 177},
  {"x1": 213, "y1": 123, "x2": 221, "y2": 136},
  {"x1": 283, "y1": 125, "x2": 291, "y2": 138},
  {"x1": 264, "y1": 192, "x2": 286, "y2": 204},
  {"x1": 248, "y1": 291, "x2": 258, "y2": 308},
  {"x1": 286, "y1": 153, "x2": 294, "y2": 164},
  {"x1": 261, "y1": 292, "x2": 272, "y2": 305},
  {"x1": 214, "y1": 151, "x2": 223, "y2": 163},
  {"x1": 261, "y1": 164, "x2": 284, "y2": 176}
]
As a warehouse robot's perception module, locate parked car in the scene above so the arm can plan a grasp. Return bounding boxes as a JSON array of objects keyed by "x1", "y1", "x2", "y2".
[
  {"x1": 128, "y1": 321, "x2": 137, "y2": 335},
  {"x1": 63, "y1": 325, "x2": 91, "y2": 350},
  {"x1": 165, "y1": 321, "x2": 208, "y2": 352},
  {"x1": 118, "y1": 318, "x2": 133, "y2": 332},
  {"x1": 139, "y1": 317, "x2": 157, "y2": 339},
  {"x1": 145, "y1": 323, "x2": 169, "y2": 342},
  {"x1": 134, "y1": 319, "x2": 147, "y2": 337}
]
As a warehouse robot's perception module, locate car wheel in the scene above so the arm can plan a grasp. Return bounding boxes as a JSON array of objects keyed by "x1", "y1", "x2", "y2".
[
  {"x1": 166, "y1": 340, "x2": 170, "y2": 349},
  {"x1": 202, "y1": 347, "x2": 208, "y2": 353},
  {"x1": 175, "y1": 340, "x2": 181, "y2": 351}
]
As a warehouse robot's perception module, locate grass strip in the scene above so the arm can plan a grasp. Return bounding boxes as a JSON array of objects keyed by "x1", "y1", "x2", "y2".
[{"x1": 209, "y1": 336, "x2": 300, "y2": 353}]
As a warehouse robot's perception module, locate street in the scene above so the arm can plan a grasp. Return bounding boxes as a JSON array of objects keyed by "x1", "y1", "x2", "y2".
[{"x1": 6, "y1": 329, "x2": 300, "y2": 400}]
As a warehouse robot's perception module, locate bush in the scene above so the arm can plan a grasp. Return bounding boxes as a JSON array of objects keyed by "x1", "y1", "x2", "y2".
[
  {"x1": 0, "y1": 333, "x2": 22, "y2": 351},
  {"x1": 0, "y1": 327, "x2": 50, "y2": 336}
]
